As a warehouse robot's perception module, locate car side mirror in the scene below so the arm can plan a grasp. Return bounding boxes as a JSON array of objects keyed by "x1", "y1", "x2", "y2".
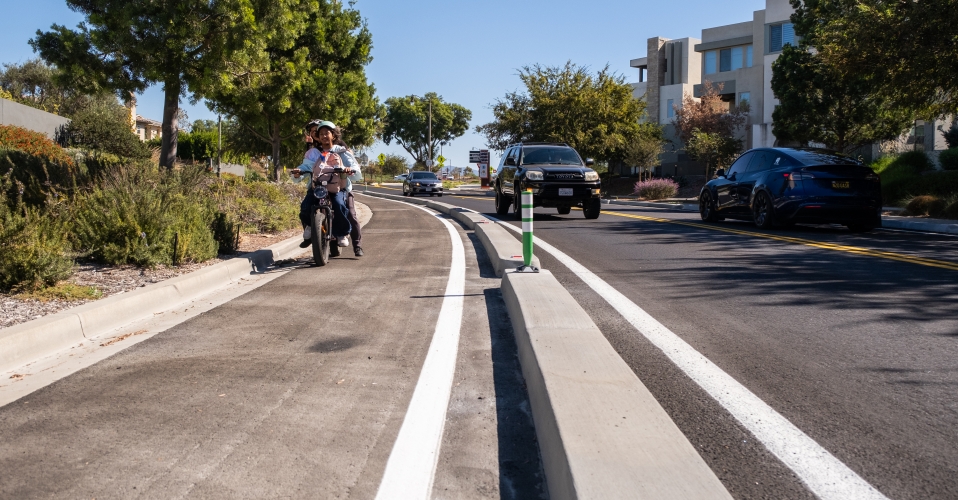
[
  {"x1": 714, "y1": 168, "x2": 726, "y2": 178},
  {"x1": 585, "y1": 158, "x2": 595, "y2": 166},
  {"x1": 505, "y1": 157, "x2": 517, "y2": 166}
]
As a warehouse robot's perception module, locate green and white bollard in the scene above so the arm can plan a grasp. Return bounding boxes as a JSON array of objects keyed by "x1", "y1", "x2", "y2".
[{"x1": 518, "y1": 188, "x2": 539, "y2": 272}]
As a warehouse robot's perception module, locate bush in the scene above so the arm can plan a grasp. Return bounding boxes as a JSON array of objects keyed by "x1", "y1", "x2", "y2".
[
  {"x1": 63, "y1": 97, "x2": 149, "y2": 160},
  {"x1": 941, "y1": 196, "x2": 958, "y2": 220},
  {"x1": 871, "y1": 151, "x2": 943, "y2": 203},
  {"x1": 634, "y1": 178, "x2": 679, "y2": 200},
  {"x1": 0, "y1": 124, "x2": 75, "y2": 167},
  {"x1": 208, "y1": 176, "x2": 301, "y2": 233},
  {"x1": 0, "y1": 175, "x2": 73, "y2": 292},
  {"x1": 901, "y1": 195, "x2": 947, "y2": 217},
  {"x1": 938, "y1": 148, "x2": 958, "y2": 171},
  {"x1": 0, "y1": 149, "x2": 80, "y2": 207},
  {"x1": 69, "y1": 165, "x2": 218, "y2": 266},
  {"x1": 211, "y1": 211, "x2": 241, "y2": 254},
  {"x1": 942, "y1": 122, "x2": 958, "y2": 150}
]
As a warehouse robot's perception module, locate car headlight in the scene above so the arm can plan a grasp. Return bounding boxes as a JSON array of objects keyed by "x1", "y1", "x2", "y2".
[
  {"x1": 584, "y1": 170, "x2": 599, "y2": 181},
  {"x1": 414, "y1": 182, "x2": 421, "y2": 186},
  {"x1": 525, "y1": 170, "x2": 543, "y2": 181}
]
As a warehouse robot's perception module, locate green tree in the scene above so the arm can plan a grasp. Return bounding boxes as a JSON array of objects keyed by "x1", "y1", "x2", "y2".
[
  {"x1": 791, "y1": 0, "x2": 958, "y2": 117},
  {"x1": 64, "y1": 96, "x2": 149, "y2": 159},
  {"x1": 31, "y1": 0, "x2": 250, "y2": 168},
  {"x1": 379, "y1": 153, "x2": 409, "y2": 179},
  {"x1": 203, "y1": 0, "x2": 378, "y2": 180},
  {"x1": 622, "y1": 126, "x2": 666, "y2": 179},
  {"x1": 0, "y1": 59, "x2": 117, "y2": 119},
  {"x1": 381, "y1": 93, "x2": 471, "y2": 169},
  {"x1": 771, "y1": 45, "x2": 912, "y2": 153},
  {"x1": 672, "y1": 80, "x2": 748, "y2": 146},
  {"x1": 476, "y1": 61, "x2": 648, "y2": 163},
  {"x1": 685, "y1": 129, "x2": 741, "y2": 178}
]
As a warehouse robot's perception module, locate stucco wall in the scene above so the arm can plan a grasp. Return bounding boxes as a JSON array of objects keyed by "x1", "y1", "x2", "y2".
[{"x1": 0, "y1": 98, "x2": 70, "y2": 140}]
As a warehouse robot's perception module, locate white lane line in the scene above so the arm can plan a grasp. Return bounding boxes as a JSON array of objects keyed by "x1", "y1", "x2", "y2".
[
  {"x1": 486, "y1": 214, "x2": 889, "y2": 500},
  {"x1": 375, "y1": 203, "x2": 466, "y2": 500}
]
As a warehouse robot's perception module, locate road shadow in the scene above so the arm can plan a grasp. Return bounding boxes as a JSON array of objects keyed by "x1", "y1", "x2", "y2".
[{"x1": 309, "y1": 335, "x2": 362, "y2": 354}]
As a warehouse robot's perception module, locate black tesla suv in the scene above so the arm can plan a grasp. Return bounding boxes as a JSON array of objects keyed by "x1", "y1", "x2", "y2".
[
  {"x1": 699, "y1": 148, "x2": 882, "y2": 232},
  {"x1": 493, "y1": 143, "x2": 602, "y2": 219}
]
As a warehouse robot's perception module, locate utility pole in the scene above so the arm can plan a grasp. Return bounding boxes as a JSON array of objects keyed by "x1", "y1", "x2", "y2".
[{"x1": 217, "y1": 115, "x2": 222, "y2": 177}]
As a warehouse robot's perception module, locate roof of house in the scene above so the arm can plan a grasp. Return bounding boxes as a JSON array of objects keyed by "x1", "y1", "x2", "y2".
[{"x1": 135, "y1": 115, "x2": 162, "y2": 127}]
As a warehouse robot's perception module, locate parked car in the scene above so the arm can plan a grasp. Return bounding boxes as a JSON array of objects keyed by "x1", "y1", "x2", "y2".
[
  {"x1": 393, "y1": 173, "x2": 408, "y2": 181},
  {"x1": 699, "y1": 148, "x2": 882, "y2": 232},
  {"x1": 493, "y1": 142, "x2": 602, "y2": 219},
  {"x1": 403, "y1": 171, "x2": 444, "y2": 197}
]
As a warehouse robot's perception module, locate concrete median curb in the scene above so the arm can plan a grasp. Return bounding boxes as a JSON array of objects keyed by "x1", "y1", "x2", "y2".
[
  {"x1": 360, "y1": 192, "x2": 540, "y2": 277},
  {"x1": 0, "y1": 237, "x2": 306, "y2": 374},
  {"x1": 502, "y1": 270, "x2": 732, "y2": 500}
]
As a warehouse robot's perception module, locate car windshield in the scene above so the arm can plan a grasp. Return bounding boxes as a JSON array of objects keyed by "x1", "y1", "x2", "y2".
[
  {"x1": 521, "y1": 147, "x2": 582, "y2": 165},
  {"x1": 410, "y1": 172, "x2": 438, "y2": 179}
]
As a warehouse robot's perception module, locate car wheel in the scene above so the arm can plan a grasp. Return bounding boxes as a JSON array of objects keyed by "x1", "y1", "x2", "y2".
[
  {"x1": 700, "y1": 191, "x2": 719, "y2": 222},
  {"x1": 438, "y1": 193, "x2": 443, "y2": 197},
  {"x1": 495, "y1": 187, "x2": 511, "y2": 215},
  {"x1": 402, "y1": 185, "x2": 409, "y2": 196},
  {"x1": 752, "y1": 192, "x2": 774, "y2": 229},
  {"x1": 583, "y1": 198, "x2": 601, "y2": 219},
  {"x1": 557, "y1": 206, "x2": 571, "y2": 215},
  {"x1": 846, "y1": 222, "x2": 876, "y2": 233},
  {"x1": 512, "y1": 189, "x2": 523, "y2": 220}
]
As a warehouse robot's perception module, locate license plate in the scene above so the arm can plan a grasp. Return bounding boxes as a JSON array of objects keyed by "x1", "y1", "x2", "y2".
[
  {"x1": 558, "y1": 188, "x2": 574, "y2": 196},
  {"x1": 832, "y1": 181, "x2": 850, "y2": 189}
]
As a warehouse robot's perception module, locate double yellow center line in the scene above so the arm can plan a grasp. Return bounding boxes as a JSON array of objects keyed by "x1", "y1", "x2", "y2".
[{"x1": 602, "y1": 210, "x2": 958, "y2": 272}]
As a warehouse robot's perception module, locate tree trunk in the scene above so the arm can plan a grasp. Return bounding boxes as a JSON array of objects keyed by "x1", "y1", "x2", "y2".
[
  {"x1": 271, "y1": 122, "x2": 282, "y2": 181},
  {"x1": 160, "y1": 83, "x2": 181, "y2": 169}
]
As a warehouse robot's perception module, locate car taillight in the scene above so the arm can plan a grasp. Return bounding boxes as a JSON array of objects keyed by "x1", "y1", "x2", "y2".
[{"x1": 788, "y1": 171, "x2": 815, "y2": 181}]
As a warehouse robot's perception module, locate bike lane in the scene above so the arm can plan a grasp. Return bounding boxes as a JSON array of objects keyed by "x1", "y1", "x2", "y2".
[{"x1": 0, "y1": 195, "x2": 541, "y2": 499}]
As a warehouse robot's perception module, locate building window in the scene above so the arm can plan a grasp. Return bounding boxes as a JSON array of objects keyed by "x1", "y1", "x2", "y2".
[
  {"x1": 739, "y1": 92, "x2": 750, "y2": 105},
  {"x1": 720, "y1": 49, "x2": 732, "y2": 72},
  {"x1": 746, "y1": 45, "x2": 753, "y2": 67},
  {"x1": 731, "y1": 46, "x2": 743, "y2": 71},
  {"x1": 667, "y1": 99, "x2": 675, "y2": 119},
  {"x1": 769, "y1": 23, "x2": 795, "y2": 52},
  {"x1": 705, "y1": 51, "x2": 717, "y2": 74}
]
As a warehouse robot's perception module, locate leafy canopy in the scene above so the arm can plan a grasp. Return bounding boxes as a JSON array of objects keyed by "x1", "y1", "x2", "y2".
[
  {"x1": 381, "y1": 93, "x2": 471, "y2": 168},
  {"x1": 791, "y1": 0, "x2": 958, "y2": 117},
  {"x1": 204, "y1": 0, "x2": 378, "y2": 179},
  {"x1": 477, "y1": 61, "x2": 653, "y2": 163},
  {"x1": 31, "y1": 0, "x2": 254, "y2": 167},
  {"x1": 770, "y1": 44, "x2": 912, "y2": 153}
]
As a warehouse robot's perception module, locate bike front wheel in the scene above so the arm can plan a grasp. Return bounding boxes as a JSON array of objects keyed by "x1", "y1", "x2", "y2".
[{"x1": 311, "y1": 208, "x2": 330, "y2": 266}]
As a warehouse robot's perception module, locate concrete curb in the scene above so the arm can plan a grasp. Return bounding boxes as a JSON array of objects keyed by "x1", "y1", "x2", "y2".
[
  {"x1": 604, "y1": 198, "x2": 698, "y2": 211},
  {"x1": 501, "y1": 270, "x2": 731, "y2": 499},
  {"x1": 362, "y1": 190, "x2": 723, "y2": 497},
  {"x1": 0, "y1": 237, "x2": 306, "y2": 374},
  {"x1": 359, "y1": 192, "x2": 540, "y2": 276}
]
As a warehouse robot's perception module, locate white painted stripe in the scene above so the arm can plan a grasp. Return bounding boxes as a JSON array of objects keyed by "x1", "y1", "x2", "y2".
[
  {"x1": 486, "y1": 215, "x2": 888, "y2": 500},
  {"x1": 521, "y1": 221, "x2": 533, "y2": 232},
  {"x1": 375, "y1": 202, "x2": 466, "y2": 500}
]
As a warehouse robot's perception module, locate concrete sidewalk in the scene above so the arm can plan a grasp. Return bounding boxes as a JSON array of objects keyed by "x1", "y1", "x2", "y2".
[{"x1": 603, "y1": 198, "x2": 958, "y2": 236}]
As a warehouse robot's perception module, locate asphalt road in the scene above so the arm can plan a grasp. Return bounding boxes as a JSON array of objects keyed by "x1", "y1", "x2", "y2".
[
  {"x1": 373, "y1": 186, "x2": 958, "y2": 500},
  {"x1": 0, "y1": 195, "x2": 545, "y2": 500}
]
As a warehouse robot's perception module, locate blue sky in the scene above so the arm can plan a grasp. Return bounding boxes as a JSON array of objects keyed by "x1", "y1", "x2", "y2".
[{"x1": 0, "y1": 0, "x2": 765, "y2": 168}]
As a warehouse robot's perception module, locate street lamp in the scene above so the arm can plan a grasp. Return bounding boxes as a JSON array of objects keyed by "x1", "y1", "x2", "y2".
[{"x1": 409, "y1": 95, "x2": 432, "y2": 170}]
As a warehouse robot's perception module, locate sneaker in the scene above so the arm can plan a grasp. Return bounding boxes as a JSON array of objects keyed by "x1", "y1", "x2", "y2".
[
  {"x1": 299, "y1": 239, "x2": 311, "y2": 248},
  {"x1": 354, "y1": 246, "x2": 364, "y2": 257},
  {"x1": 299, "y1": 227, "x2": 312, "y2": 248},
  {"x1": 337, "y1": 236, "x2": 349, "y2": 247}
]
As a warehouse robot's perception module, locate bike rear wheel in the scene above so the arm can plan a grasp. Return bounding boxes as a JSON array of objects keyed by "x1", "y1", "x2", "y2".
[{"x1": 311, "y1": 208, "x2": 330, "y2": 266}]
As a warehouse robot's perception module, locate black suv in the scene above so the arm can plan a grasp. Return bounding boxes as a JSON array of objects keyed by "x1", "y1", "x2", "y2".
[{"x1": 493, "y1": 143, "x2": 602, "y2": 219}]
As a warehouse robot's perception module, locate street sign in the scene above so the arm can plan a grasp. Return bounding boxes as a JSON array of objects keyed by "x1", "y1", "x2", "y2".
[
  {"x1": 426, "y1": 159, "x2": 435, "y2": 168},
  {"x1": 358, "y1": 153, "x2": 368, "y2": 165},
  {"x1": 479, "y1": 163, "x2": 489, "y2": 178},
  {"x1": 377, "y1": 153, "x2": 386, "y2": 165},
  {"x1": 469, "y1": 150, "x2": 482, "y2": 163},
  {"x1": 437, "y1": 154, "x2": 446, "y2": 167},
  {"x1": 479, "y1": 150, "x2": 490, "y2": 163}
]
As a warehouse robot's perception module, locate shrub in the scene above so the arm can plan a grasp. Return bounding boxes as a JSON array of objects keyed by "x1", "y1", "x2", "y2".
[
  {"x1": 0, "y1": 175, "x2": 73, "y2": 292},
  {"x1": 634, "y1": 178, "x2": 679, "y2": 200},
  {"x1": 942, "y1": 122, "x2": 958, "y2": 150},
  {"x1": 901, "y1": 195, "x2": 946, "y2": 217},
  {"x1": 208, "y1": 176, "x2": 301, "y2": 233},
  {"x1": 0, "y1": 124, "x2": 75, "y2": 167},
  {"x1": 871, "y1": 151, "x2": 942, "y2": 203},
  {"x1": 211, "y1": 211, "x2": 241, "y2": 254},
  {"x1": 64, "y1": 98, "x2": 150, "y2": 160},
  {"x1": 69, "y1": 165, "x2": 218, "y2": 266},
  {"x1": 0, "y1": 149, "x2": 80, "y2": 207},
  {"x1": 939, "y1": 195, "x2": 958, "y2": 220},
  {"x1": 938, "y1": 148, "x2": 958, "y2": 171}
]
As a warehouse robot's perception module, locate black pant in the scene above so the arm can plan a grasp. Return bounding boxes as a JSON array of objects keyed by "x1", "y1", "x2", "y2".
[{"x1": 346, "y1": 192, "x2": 362, "y2": 247}]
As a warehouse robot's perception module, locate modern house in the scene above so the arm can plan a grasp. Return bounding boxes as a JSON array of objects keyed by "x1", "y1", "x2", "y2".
[{"x1": 628, "y1": 0, "x2": 953, "y2": 175}]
